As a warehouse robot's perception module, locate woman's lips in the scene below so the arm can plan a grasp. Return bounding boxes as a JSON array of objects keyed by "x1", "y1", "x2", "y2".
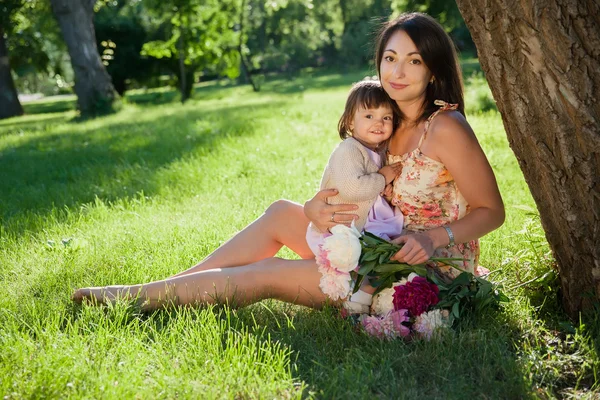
[{"x1": 389, "y1": 82, "x2": 408, "y2": 90}]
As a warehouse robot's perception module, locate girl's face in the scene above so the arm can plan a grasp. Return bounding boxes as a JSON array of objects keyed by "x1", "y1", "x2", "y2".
[
  {"x1": 379, "y1": 30, "x2": 432, "y2": 108},
  {"x1": 349, "y1": 105, "x2": 394, "y2": 150}
]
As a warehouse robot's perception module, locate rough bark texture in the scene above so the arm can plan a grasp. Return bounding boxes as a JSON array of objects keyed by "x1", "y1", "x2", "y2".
[
  {"x1": 0, "y1": 26, "x2": 24, "y2": 120},
  {"x1": 455, "y1": 0, "x2": 600, "y2": 318},
  {"x1": 50, "y1": 0, "x2": 116, "y2": 116}
]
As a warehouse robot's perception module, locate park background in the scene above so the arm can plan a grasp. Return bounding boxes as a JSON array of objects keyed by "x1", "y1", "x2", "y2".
[{"x1": 1, "y1": 0, "x2": 598, "y2": 398}]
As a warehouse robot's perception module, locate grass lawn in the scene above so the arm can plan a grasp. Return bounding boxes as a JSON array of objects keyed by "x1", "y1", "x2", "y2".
[{"x1": 1, "y1": 69, "x2": 598, "y2": 399}]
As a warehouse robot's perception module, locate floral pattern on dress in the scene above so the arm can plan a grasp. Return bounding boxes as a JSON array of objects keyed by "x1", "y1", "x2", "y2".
[{"x1": 388, "y1": 100, "x2": 480, "y2": 280}]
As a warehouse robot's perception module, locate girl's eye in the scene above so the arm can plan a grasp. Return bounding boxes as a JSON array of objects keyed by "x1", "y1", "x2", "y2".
[
  {"x1": 365, "y1": 115, "x2": 373, "y2": 119},
  {"x1": 384, "y1": 55, "x2": 394, "y2": 62},
  {"x1": 409, "y1": 59, "x2": 422, "y2": 65},
  {"x1": 384, "y1": 116, "x2": 393, "y2": 121}
]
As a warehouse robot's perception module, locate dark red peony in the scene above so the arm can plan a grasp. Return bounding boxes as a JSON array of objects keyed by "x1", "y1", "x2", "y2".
[{"x1": 392, "y1": 276, "x2": 439, "y2": 317}]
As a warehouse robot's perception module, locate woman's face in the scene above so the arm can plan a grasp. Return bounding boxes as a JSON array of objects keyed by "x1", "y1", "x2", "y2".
[{"x1": 379, "y1": 30, "x2": 432, "y2": 108}]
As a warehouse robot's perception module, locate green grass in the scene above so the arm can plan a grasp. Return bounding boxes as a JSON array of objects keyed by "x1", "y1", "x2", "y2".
[{"x1": 1, "y1": 70, "x2": 598, "y2": 399}]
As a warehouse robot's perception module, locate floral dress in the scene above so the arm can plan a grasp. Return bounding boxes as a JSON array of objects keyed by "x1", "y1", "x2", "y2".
[{"x1": 387, "y1": 100, "x2": 480, "y2": 281}]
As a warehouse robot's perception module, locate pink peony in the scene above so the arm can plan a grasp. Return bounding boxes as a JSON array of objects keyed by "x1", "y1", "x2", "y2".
[
  {"x1": 361, "y1": 309, "x2": 410, "y2": 339},
  {"x1": 318, "y1": 264, "x2": 351, "y2": 301},
  {"x1": 393, "y1": 276, "x2": 439, "y2": 317}
]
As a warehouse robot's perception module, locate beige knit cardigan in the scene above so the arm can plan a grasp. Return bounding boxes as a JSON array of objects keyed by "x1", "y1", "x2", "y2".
[{"x1": 310, "y1": 137, "x2": 386, "y2": 233}]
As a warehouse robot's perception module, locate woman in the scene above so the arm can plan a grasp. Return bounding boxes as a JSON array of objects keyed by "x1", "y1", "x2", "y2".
[{"x1": 72, "y1": 12, "x2": 504, "y2": 310}]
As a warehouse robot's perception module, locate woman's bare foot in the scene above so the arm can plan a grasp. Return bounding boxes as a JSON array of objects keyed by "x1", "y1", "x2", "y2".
[{"x1": 71, "y1": 285, "x2": 136, "y2": 305}]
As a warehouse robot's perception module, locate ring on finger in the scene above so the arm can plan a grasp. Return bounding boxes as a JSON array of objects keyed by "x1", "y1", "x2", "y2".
[{"x1": 330, "y1": 212, "x2": 335, "y2": 222}]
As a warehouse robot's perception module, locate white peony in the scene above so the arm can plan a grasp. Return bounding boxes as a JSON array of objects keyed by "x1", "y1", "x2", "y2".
[
  {"x1": 319, "y1": 224, "x2": 362, "y2": 272},
  {"x1": 370, "y1": 273, "x2": 421, "y2": 316},
  {"x1": 413, "y1": 309, "x2": 450, "y2": 340},
  {"x1": 371, "y1": 286, "x2": 398, "y2": 316}
]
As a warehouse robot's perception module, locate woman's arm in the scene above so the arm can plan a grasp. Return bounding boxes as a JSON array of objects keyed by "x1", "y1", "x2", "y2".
[
  {"x1": 304, "y1": 189, "x2": 359, "y2": 232},
  {"x1": 392, "y1": 112, "x2": 505, "y2": 265}
]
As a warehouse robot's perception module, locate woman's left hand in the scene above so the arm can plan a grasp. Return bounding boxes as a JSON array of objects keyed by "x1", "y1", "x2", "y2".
[{"x1": 391, "y1": 233, "x2": 435, "y2": 265}]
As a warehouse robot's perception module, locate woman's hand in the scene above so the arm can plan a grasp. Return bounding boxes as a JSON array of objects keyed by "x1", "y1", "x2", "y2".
[
  {"x1": 390, "y1": 232, "x2": 435, "y2": 265},
  {"x1": 303, "y1": 189, "x2": 359, "y2": 232}
]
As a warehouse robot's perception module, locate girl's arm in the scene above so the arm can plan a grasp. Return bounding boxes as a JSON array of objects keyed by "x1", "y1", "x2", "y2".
[
  {"x1": 326, "y1": 142, "x2": 386, "y2": 202},
  {"x1": 392, "y1": 112, "x2": 505, "y2": 265}
]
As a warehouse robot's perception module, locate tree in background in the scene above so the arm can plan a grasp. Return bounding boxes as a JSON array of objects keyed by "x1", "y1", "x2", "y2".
[
  {"x1": 141, "y1": 0, "x2": 239, "y2": 103},
  {"x1": 338, "y1": 0, "x2": 391, "y2": 69},
  {"x1": 456, "y1": 0, "x2": 600, "y2": 317},
  {"x1": 391, "y1": 0, "x2": 474, "y2": 52},
  {"x1": 244, "y1": 0, "x2": 343, "y2": 75},
  {"x1": 236, "y1": 0, "x2": 260, "y2": 91},
  {"x1": 49, "y1": 0, "x2": 117, "y2": 117},
  {"x1": 94, "y1": 1, "x2": 155, "y2": 96},
  {"x1": 5, "y1": 0, "x2": 73, "y2": 97},
  {"x1": 0, "y1": 0, "x2": 25, "y2": 120}
]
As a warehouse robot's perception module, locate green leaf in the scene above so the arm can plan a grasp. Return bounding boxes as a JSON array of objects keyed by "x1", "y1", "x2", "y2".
[
  {"x1": 361, "y1": 252, "x2": 379, "y2": 262},
  {"x1": 357, "y1": 262, "x2": 375, "y2": 276},
  {"x1": 452, "y1": 272, "x2": 472, "y2": 286},
  {"x1": 378, "y1": 253, "x2": 390, "y2": 264},
  {"x1": 452, "y1": 302, "x2": 460, "y2": 319},
  {"x1": 353, "y1": 274, "x2": 365, "y2": 294},
  {"x1": 374, "y1": 263, "x2": 415, "y2": 274}
]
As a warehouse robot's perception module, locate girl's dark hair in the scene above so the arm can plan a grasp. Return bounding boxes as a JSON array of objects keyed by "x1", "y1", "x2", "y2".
[
  {"x1": 375, "y1": 12, "x2": 464, "y2": 124},
  {"x1": 338, "y1": 80, "x2": 399, "y2": 140}
]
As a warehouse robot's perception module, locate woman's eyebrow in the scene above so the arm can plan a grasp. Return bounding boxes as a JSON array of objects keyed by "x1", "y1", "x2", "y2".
[{"x1": 384, "y1": 49, "x2": 420, "y2": 56}]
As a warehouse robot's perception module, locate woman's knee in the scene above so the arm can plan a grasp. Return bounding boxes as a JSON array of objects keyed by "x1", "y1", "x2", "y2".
[{"x1": 265, "y1": 199, "x2": 302, "y2": 219}]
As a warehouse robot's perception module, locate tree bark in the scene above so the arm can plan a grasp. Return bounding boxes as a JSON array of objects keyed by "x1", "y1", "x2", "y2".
[
  {"x1": 455, "y1": 0, "x2": 600, "y2": 318},
  {"x1": 0, "y1": 26, "x2": 24, "y2": 120},
  {"x1": 50, "y1": 0, "x2": 116, "y2": 117}
]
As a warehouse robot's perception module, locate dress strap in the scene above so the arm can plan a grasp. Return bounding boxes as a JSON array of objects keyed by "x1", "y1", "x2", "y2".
[{"x1": 417, "y1": 100, "x2": 459, "y2": 150}]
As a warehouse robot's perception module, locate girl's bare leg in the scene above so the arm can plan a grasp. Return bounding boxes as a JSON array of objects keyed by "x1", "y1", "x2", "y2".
[
  {"x1": 73, "y1": 258, "x2": 330, "y2": 311},
  {"x1": 171, "y1": 200, "x2": 313, "y2": 278}
]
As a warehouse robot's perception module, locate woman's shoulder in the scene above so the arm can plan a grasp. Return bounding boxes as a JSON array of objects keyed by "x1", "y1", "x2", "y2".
[{"x1": 427, "y1": 110, "x2": 476, "y2": 143}]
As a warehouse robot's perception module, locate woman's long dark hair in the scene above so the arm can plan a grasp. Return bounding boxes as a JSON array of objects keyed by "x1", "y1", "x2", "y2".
[{"x1": 375, "y1": 12, "x2": 464, "y2": 124}]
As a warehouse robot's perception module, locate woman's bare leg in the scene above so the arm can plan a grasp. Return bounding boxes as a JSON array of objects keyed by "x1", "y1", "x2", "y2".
[
  {"x1": 171, "y1": 200, "x2": 314, "y2": 278},
  {"x1": 73, "y1": 258, "x2": 330, "y2": 311}
]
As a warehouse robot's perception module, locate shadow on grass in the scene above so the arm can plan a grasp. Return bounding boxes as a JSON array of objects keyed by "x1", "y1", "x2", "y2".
[
  {"x1": 53, "y1": 299, "x2": 531, "y2": 399},
  {"x1": 0, "y1": 113, "x2": 73, "y2": 137},
  {"x1": 125, "y1": 90, "x2": 181, "y2": 106},
  {"x1": 0, "y1": 100, "x2": 288, "y2": 237},
  {"x1": 227, "y1": 303, "x2": 533, "y2": 399},
  {"x1": 22, "y1": 97, "x2": 77, "y2": 115}
]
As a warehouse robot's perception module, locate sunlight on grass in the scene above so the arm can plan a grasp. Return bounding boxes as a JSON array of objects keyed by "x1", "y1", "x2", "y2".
[{"x1": 0, "y1": 72, "x2": 597, "y2": 399}]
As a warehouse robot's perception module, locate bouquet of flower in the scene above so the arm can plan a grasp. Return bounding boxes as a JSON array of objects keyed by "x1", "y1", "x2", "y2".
[{"x1": 316, "y1": 226, "x2": 509, "y2": 340}]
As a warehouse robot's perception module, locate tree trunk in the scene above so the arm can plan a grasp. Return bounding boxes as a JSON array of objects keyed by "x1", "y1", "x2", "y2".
[
  {"x1": 178, "y1": 33, "x2": 188, "y2": 104},
  {"x1": 0, "y1": 26, "x2": 24, "y2": 120},
  {"x1": 176, "y1": 67, "x2": 194, "y2": 104},
  {"x1": 455, "y1": 0, "x2": 600, "y2": 318},
  {"x1": 50, "y1": 0, "x2": 116, "y2": 117},
  {"x1": 238, "y1": 0, "x2": 259, "y2": 92}
]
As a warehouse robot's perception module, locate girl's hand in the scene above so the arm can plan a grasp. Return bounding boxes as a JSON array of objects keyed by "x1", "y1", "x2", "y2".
[
  {"x1": 304, "y1": 189, "x2": 359, "y2": 232},
  {"x1": 381, "y1": 183, "x2": 393, "y2": 198},
  {"x1": 378, "y1": 162, "x2": 402, "y2": 184},
  {"x1": 390, "y1": 232, "x2": 435, "y2": 265}
]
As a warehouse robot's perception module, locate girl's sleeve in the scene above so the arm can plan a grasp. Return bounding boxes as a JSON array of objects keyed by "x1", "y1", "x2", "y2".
[{"x1": 326, "y1": 143, "x2": 386, "y2": 202}]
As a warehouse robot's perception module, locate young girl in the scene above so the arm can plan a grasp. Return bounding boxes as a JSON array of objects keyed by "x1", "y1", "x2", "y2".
[{"x1": 305, "y1": 80, "x2": 404, "y2": 313}]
